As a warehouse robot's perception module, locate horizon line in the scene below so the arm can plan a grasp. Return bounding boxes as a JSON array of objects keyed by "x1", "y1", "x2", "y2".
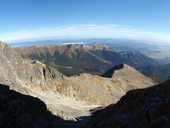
[{"x1": 1, "y1": 24, "x2": 170, "y2": 45}]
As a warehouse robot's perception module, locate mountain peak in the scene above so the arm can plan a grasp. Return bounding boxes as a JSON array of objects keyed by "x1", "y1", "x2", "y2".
[
  {"x1": 102, "y1": 63, "x2": 156, "y2": 89},
  {"x1": 57, "y1": 44, "x2": 113, "y2": 52},
  {"x1": 0, "y1": 41, "x2": 6, "y2": 45},
  {"x1": 102, "y1": 63, "x2": 129, "y2": 77},
  {"x1": 92, "y1": 44, "x2": 113, "y2": 51},
  {"x1": 0, "y1": 41, "x2": 9, "y2": 49}
]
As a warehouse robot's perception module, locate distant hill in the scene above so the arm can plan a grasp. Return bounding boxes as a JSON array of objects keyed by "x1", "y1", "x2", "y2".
[
  {"x1": 143, "y1": 63, "x2": 170, "y2": 81},
  {"x1": 15, "y1": 44, "x2": 159, "y2": 76}
]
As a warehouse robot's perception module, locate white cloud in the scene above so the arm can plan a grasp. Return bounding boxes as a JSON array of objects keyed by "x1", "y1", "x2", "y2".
[{"x1": 0, "y1": 24, "x2": 170, "y2": 44}]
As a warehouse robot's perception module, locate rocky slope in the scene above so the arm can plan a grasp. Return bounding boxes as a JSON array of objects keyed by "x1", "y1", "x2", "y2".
[
  {"x1": 0, "y1": 83, "x2": 70, "y2": 128},
  {"x1": 0, "y1": 41, "x2": 64, "y2": 85},
  {"x1": 0, "y1": 69, "x2": 168, "y2": 128},
  {"x1": 87, "y1": 81, "x2": 170, "y2": 128},
  {"x1": 0, "y1": 41, "x2": 156, "y2": 120},
  {"x1": 15, "y1": 44, "x2": 158, "y2": 76},
  {"x1": 102, "y1": 63, "x2": 156, "y2": 90}
]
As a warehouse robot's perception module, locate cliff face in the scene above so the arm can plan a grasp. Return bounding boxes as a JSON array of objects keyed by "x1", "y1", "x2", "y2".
[
  {"x1": 0, "y1": 41, "x2": 64, "y2": 86},
  {"x1": 88, "y1": 81, "x2": 170, "y2": 128},
  {"x1": 0, "y1": 41, "x2": 156, "y2": 120}
]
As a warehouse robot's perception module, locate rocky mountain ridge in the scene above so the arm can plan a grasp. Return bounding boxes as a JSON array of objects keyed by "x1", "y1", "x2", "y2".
[
  {"x1": 0, "y1": 41, "x2": 156, "y2": 120},
  {"x1": 102, "y1": 63, "x2": 156, "y2": 89}
]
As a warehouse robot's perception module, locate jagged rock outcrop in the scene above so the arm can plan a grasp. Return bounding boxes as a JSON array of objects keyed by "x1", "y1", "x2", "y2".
[
  {"x1": 87, "y1": 81, "x2": 170, "y2": 128},
  {"x1": 0, "y1": 41, "x2": 64, "y2": 85},
  {"x1": 0, "y1": 41, "x2": 156, "y2": 120}
]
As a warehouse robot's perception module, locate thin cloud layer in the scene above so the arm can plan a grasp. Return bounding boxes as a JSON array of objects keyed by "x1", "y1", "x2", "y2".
[{"x1": 0, "y1": 24, "x2": 170, "y2": 44}]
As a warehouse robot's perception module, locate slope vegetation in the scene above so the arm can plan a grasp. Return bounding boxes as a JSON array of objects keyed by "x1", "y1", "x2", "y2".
[{"x1": 15, "y1": 44, "x2": 158, "y2": 76}]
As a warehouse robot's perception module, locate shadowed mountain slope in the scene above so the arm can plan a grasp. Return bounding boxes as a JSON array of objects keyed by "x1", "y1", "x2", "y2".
[
  {"x1": 143, "y1": 63, "x2": 170, "y2": 81},
  {"x1": 102, "y1": 63, "x2": 127, "y2": 77},
  {"x1": 0, "y1": 83, "x2": 71, "y2": 128},
  {"x1": 87, "y1": 81, "x2": 170, "y2": 128},
  {"x1": 102, "y1": 63, "x2": 156, "y2": 90}
]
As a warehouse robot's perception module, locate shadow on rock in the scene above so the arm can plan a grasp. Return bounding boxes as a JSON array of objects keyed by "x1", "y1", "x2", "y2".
[
  {"x1": 87, "y1": 81, "x2": 170, "y2": 128},
  {"x1": 0, "y1": 83, "x2": 75, "y2": 128}
]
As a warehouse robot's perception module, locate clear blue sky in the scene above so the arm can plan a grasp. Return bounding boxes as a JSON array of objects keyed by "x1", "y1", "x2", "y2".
[{"x1": 0, "y1": 0, "x2": 170, "y2": 42}]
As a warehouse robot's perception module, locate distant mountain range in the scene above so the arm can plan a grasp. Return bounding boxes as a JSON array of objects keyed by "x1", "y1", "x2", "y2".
[
  {"x1": 15, "y1": 44, "x2": 159, "y2": 77},
  {"x1": 15, "y1": 43, "x2": 170, "y2": 82}
]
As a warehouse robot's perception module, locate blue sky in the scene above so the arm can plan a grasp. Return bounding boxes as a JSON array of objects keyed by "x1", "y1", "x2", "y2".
[{"x1": 0, "y1": 0, "x2": 170, "y2": 43}]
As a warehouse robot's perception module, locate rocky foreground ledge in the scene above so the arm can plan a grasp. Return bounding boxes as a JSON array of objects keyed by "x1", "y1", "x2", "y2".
[{"x1": 87, "y1": 81, "x2": 170, "y2": 128}]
